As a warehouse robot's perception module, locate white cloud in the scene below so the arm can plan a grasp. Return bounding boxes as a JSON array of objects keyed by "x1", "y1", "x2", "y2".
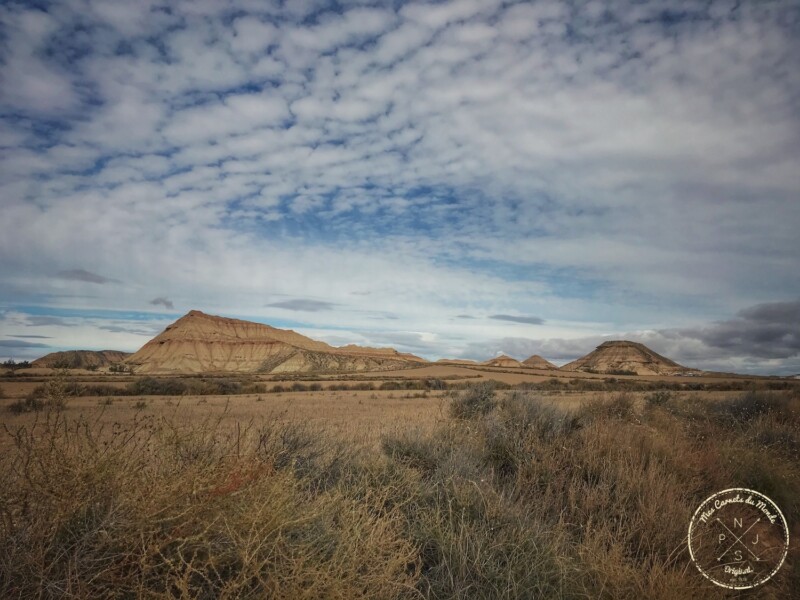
[
  {"x1": 0, "y1": 0, "x2": 798, "y2": 373},
  {"x1": 231, "y1": 17, "x2": 279, "y2": 54}
]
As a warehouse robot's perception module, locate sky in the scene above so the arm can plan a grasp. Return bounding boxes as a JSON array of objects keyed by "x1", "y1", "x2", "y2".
[{"x1": 0, "y1": 0, "x2": 799, "y2": 375}]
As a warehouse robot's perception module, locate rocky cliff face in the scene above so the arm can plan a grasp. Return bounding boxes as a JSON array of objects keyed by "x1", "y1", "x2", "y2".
[
  {"x1": 32, "y1": 350, "x2": 131, "y2": 369},
  {"x1": 561, "y1": 340, "x2": 689, "y2": 375},
  {"x1": 125, "y1": 310, "x2": 425, "y2": 374}
]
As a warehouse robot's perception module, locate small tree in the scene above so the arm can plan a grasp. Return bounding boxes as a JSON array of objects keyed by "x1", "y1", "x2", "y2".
[{"x1": 42, "y1": 368, "x2": 69, "y2": 410}]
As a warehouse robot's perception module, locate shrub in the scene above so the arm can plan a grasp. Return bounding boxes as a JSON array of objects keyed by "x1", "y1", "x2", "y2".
[
  {"x1": 0, "y1": 413, "x2": 417, "y2": 598},
  {"x1": 579, "y1": 392, "x2": 636, "y2": 422},
  {"x1": 7, "y1": 396, "x2": 43, "y2": 414},
  {"x1": 128, "y1": 377, "x2": 187, "y2": 396},
  {"x1": 449, "y1": 381, "x2": 497, "y2": 419},
  {"x1": 710, "y1": 390, "x2": 795, "y2": 426},
  {"x1": 645, "y1": 389, "x2": 672, "y2": 408},
  {"x1": 501, "y1": 390, "x2": 581, "y2": 441},
  {"x1": 381, "y1": 427, "x2": 442, "y2": 474},
  {"x1": 426, "y1": 378, "x2": 447, "y2": 391}
]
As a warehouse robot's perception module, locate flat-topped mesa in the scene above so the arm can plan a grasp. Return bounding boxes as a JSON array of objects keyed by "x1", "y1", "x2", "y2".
[
  {"x1": 482, "y1": 354, "x2": 522, "y2": 368},
  {"x1": 522, "y1": 354, "x2": 558, "y2": 370},
  {"x1": 561, "y1": 339, "x2": 690, "y2": 376},
  {"x1": 125, "y1": 310, "x2": 425, "y2": 374}
]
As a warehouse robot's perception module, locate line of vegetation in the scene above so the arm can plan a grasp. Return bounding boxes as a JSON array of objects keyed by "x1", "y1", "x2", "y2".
[
  {"x1": 8, "y1": 377, "x2": 455, "y2": 404},
  {"x1": 1, "y1": 359, "x2": 32, "y2": 371},
  {"x1": 8, "y1": 374, "x2": 797, "y2": 408}
]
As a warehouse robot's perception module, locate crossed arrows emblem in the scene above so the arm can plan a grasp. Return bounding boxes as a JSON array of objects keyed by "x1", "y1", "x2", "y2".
[{"x1": 715, "y1": 517, "x2": 762, "y2": 562}]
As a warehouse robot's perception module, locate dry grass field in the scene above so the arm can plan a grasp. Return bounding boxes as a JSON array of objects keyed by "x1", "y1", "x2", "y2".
[{"x1": 1, "y1": 368, "x2": 798, "y2": 598}]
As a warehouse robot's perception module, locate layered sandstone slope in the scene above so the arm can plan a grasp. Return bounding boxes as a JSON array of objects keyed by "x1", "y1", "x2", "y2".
[
  {"x1": 561, "y1": 340, "x2": 690, "y2": 375},
  {"x1": 482, "y1": 354, "x2": 522, "y2": 368},
  {"x1": 33, "y1": 350, "x2": 131, "y2": 369},
  {"x1": 125, "y1": 310, "x2": 425, "y2": 374},
  {"x1": 522, "y1": 354, "x2": 558, "y2": 370}
]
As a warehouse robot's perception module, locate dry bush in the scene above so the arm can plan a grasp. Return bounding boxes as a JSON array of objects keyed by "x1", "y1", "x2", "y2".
[
  {"x1": 7, "y1": 395, "x2": 44, "y2": 414},
  {"x1": 8, "y1": 371, "x2": 69, "y2": 414},
  {"x1": 579, "y1": 392, "x2": 637, "y2": 422},
  {"x1": 381, "y1": 389, "x2": 799, "y2": 598},
  {"x1": 0, "y1": 412, "x2": 418, "y2": 599},
  {"x1": 449, "y1": 381, "x2": 497, "y2": 419}
]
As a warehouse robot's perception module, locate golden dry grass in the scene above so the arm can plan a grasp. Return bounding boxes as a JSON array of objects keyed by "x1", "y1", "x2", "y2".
[{"x1": 1, "y1": 372, "x2": 798, "y2": 598}]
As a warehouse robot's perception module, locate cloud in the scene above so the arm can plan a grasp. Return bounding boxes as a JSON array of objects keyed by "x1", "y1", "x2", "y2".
[
  {"x1": 267, "y1": 299, "x2": 337, "y2": 312},
  {"x1": 0, "y1": 339, "x2": 50, "y2": 348},
  {"x1": 680, "y1": 299, "x2": 800, "y2": 359},
  {"x1": 26, "y1": 316, "x2": 73, "y2": 327},
  {"x1": 150, "y1": 297, "x2": 174, "y2": 310},
  {"x1": 56, "y1": 269, "x2": 119, "y2": 284},
  {"x1": 99, "y1": 324, "x2": 164, "y2": 336},
  {"x1": 10, "y1": 334, "x2": 52, "y2": 338},
  {"x1": 490, "y1": 314, "x2": 545, "y2": 325},
  {"x1": 357, "y1": 330, "x2": 444, "y2": 355}
]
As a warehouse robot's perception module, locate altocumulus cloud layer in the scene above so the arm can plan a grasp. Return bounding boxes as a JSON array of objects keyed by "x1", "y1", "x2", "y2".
[{"x1": 0, "y1": 0, "x2": 799, "y2": 373}]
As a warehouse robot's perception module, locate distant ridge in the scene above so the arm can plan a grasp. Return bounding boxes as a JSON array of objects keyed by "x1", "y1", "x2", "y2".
[
  {"x1": 32, "y1": 350, "x2": 130, "y2": 369},
  {"x1": 125, "y1": 310, "x2": 425, "y2": 374},
  {"x1": 561, "y1": 340, "x2": 690, "y2": 376},
  {"x1": 435, "y1": 358, "x2": 479, "y2": 365},
  {"x1": 522, "y1": 354, "x2": 558, "y2": 370}
]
